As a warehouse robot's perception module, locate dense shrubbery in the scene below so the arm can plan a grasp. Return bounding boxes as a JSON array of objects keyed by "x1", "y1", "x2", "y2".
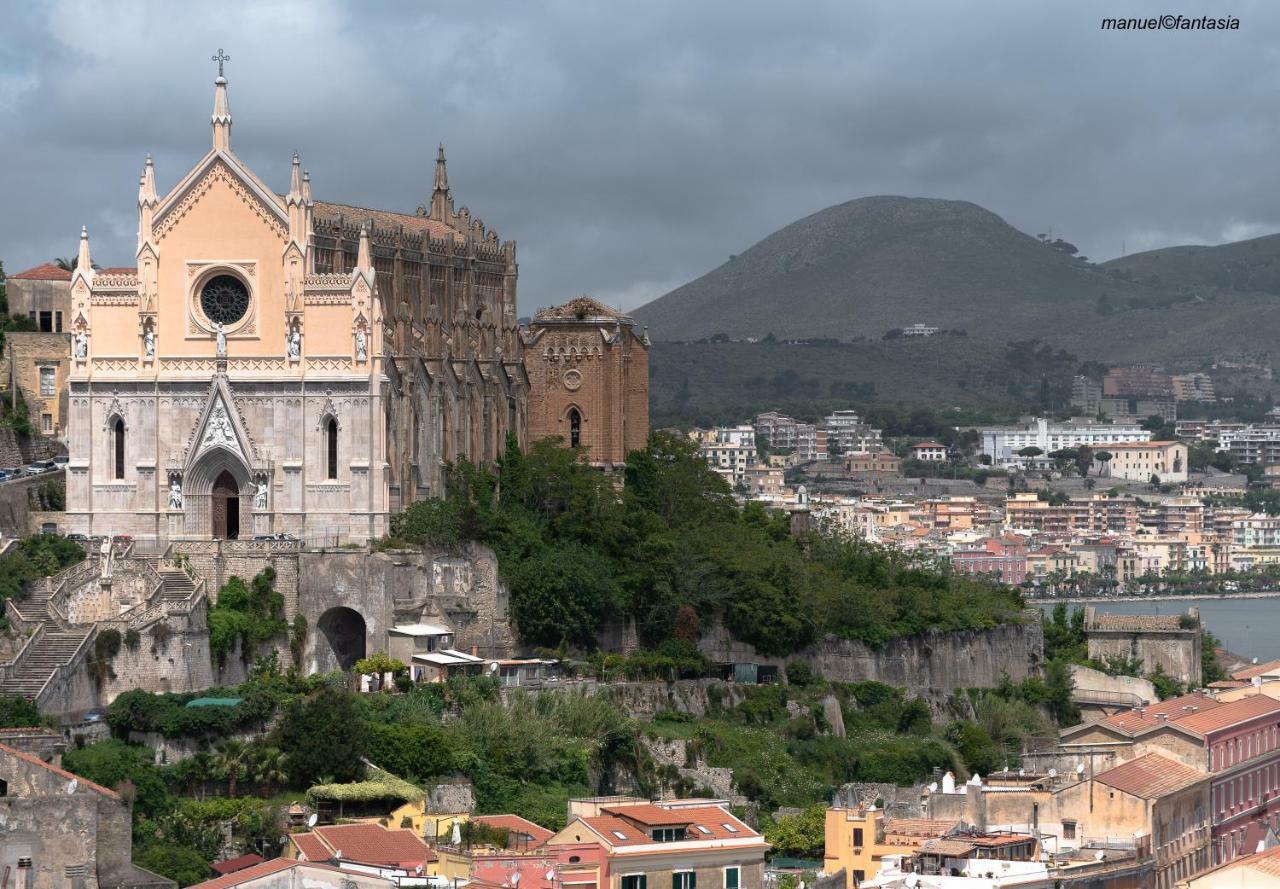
[
  {"x1": 207, "y1": 568, "x2": 287, "y2": 669},
  {"x1": 390, "y1": 433, "x2": 1025, "y2": 655}
]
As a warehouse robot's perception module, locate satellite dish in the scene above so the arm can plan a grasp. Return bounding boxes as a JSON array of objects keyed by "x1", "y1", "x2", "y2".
[
  {"x1": 545, "y1": 871, "x2": 556, "y2": 882},
  {"x1": 333, "y1": 850, "x2": 343, "y2": 862},
  {"x1": 489, "y1": 662, "x2": 499, "y2": 674},
  {"x1": 1076, "y1": 764, "x2": 1086, "y2": 776},
  {"x1": 1048, "y1": 768, "x2": 1057, "y2": 779},
  {"x1": 66, "y1": 779, "x2": 78, "y2": 795},
  {"x1": 307, "y1": 813, "x2": 319, "y2": 828},
  {"x1": 512, "y1": 872, "x2": 521, "y2": 886}
]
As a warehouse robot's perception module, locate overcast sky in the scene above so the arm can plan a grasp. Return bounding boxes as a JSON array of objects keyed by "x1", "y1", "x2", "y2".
[{"x1": 2, "y1": 1, "x2": 1277, "y2": 312}]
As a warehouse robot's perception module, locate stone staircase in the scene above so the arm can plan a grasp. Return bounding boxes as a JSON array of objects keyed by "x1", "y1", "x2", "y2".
[
  {"x1": 0, "y1": 628, "x2": 91, "y2": 698},
  {"x1": 158, "y1": 569, "x2": 196, "y2": 600},
  {"x1": 7, "y1": 582, "x2": 57, "y2": 626}
]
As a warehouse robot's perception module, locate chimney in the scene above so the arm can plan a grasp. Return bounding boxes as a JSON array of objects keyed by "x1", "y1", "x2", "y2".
[{"x1": 1156, "y1": 713, "x2": 1167, "y2": 721}]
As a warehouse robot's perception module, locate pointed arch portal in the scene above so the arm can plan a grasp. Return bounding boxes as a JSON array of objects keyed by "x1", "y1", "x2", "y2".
[
  {"x1": 183, "y1": 446, "x2": 251, "y2": 539},
  {"x1": 211, "y1": 470, "x2": 240, "y2": 540}
]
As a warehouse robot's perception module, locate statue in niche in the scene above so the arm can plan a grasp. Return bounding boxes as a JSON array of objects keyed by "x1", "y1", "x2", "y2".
[
  {"x1": 168, "y1": 475, "x2": 183, "y2": 509},
  {"x1": 215, "y1": 322, "x2": 227, "y2": 356},
  {"x1": 143, "y1": 323, "x2": 155, "y2": 360},
  {"x1": 73, "y1": 330, "x2": 88, "y2": 359},
  {"x1": 287, "y1": 324, "x2": 301, "y2": 360},
  {"x1": 254, "y1": 476, "x2": 268, "y2": 509},
  {"x1": 355, "y1": 325, "x2": 367, "y2": 362}
]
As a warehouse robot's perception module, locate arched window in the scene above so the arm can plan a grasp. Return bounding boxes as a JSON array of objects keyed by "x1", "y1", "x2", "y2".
[
  {"x1": 112, "y1": 418, "x2": 125, "y2": 480},
  {"x1": 326, "y1": 417, "x2": 338, "y2": 480},
  {"x1": 568, "y1": 408, "x2": 581, "y2": 448}
]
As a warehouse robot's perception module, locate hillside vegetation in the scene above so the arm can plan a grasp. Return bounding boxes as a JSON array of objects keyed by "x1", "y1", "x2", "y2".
[{"x1": 387, "y1": 433, "x2": 1026, "y2": 655}]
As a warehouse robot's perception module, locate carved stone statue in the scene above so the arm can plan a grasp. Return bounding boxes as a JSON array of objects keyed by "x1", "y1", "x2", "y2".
[
  {"x1": 202, "y1": 406, "x2": 237, "y2": 450},
  {"x1": 254, "y1": 477, "x2": 268, "y2": 509},
  {"x1": 144, "y1": 324, "x2": 155, "y2": 360},
  {"x1": 99, "y1": 536, "x2": 113, "y2": 580},
  {"x1": 168, "y1": 476, "x2": 183, "y2": 509},
  {"x1": 355, "y1": 326, "x2": 367, "y2": 361},
  {"x1": 73, "y1": 331, "x2": 88, "y2": 359},
  {"x1": 215, "y1": 322, "x2": 227, "y2": 356},
  {"x1": 287, "y1": 325, "x2": 301, "y2": 360}
]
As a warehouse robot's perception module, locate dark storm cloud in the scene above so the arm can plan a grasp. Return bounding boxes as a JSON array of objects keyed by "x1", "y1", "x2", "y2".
[{"x1": 2, "y1": 0, "x2": 1278, "y2": 310}]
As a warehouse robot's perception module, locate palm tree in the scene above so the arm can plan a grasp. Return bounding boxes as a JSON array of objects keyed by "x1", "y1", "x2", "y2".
[
  {"x1": 53, "y1": 257, "x2": 75, "y2": 272},
  {"x1": 214, "y1": 739, "x2": 252, "y2": 799},
  {"x1": 251, "y1": 746, "x2": 288, "y2": 796}
]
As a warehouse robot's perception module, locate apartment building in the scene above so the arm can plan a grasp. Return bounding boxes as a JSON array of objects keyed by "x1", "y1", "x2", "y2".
[
  {"x1": 951, "y1": 537, "x2": 1027, "y2": 586},
  {"x1": 823, "y1": 410, "x2": 884, "y2": 454},
  {"x1": 980, "y1": 418, "x2": 1149, "y2": 464},
  {"x1": 1216, "y1": 425, "x2": 1280, "y2": 465},
  {"x1": 822, "y1": 808, "x2": 957, "y2": 888},
  {"x1": 1003, "y1": 493, "x2": 1139, "y2": 536},
  {"x1": 909, "y1": 442, "x2": 947, "y2": 462}
]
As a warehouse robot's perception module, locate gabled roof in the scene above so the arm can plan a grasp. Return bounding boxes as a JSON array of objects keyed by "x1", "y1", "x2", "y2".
[
  {"x1": 293, "y1": 823, "x2": 434, "y2": 868},
  {"x1": 311, "y1": 200, "x2": 461, "y2": 241},
  {"x1": 9, "y1": 263, "x2": 71, "y2": 281},
  {"x1": 1094, "y1": 753, "x2": 1208, "y2": 799},
  {"x1": 190, "y1": 858, "x2": 367, "y2": 889},
  {"x1": 1175, "y1": 694, "x2": 1280, "y2": 735},
  {"x1": 1234, "y1": 658, "x2": 1280, "y2": 681},
  {"x1": 1095, "y1": 692, "x2": 1220, "y2": 734},
  {"x1": 602, "y1": 803, "x2": 697, "y2": 826},
  {"x1": 210, "y1": 853, "x2": 264, "y2": 875},
  {"x1": 0, "y1": 742, "x2": 119, "y2": 799},
  {"x1": 533, "y1": 297, "x2": 632, "y2": 324}
]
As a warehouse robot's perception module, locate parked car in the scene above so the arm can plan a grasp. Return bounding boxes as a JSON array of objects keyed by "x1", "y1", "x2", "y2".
[
  {"x1": 23, "y1": 464, "x2": 46, "y2": 476},
  {"x1": 52, "y1": 456, "x2": 69, "y2": 467},
  {"x1": 26, "y1": 460, "x2": 56, "y2": 474},
  {"x1": 66, "y1": 533, "x2": 89, "y2": 544},
  {"x1": 0, "y1": 470, "x2": 12, "y2": 482},
  {"x1": 111, "y1": 534, "x2": 133, "y2": 547},
  {"x1": 0, "y1": 468, "x2": 18, "y2": 480}
]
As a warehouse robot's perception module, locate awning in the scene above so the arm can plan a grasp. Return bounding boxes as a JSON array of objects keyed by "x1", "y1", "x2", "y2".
[{"x1": 391, "y1": 623, "x2": 452, "y2": 637}]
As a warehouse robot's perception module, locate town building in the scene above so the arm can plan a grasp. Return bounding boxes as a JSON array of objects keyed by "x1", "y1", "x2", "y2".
[
  {"x1": 950, "y1": 537, "x2": 1028, "y2": 586},
  {"x1": 0, "y1": 741, "x2": 174, "y2": 889},
  {"x1": 6, "y1": 263, "x2": 72, "y2": 332},
  {"x1": 901, "y1": 323, "x2": 940, "y2": 337},
  {"x1": 1100, "y1": 441, "x2": 1188, "y2": 483},
  {"x1": 1182, "y1": 843, "x2": 1280, "y2": 887},
  {"x1": 1084, "y1": 607, "x2": 1202, "y2": 685},
  {"x1": 190, "y1": 860, "x2": 393, "y2": 889},
  {"x1": 823, "y1": 410, "x2": 883, "y2": 454},
  {"x1": 62, "y1": 70, "x2": 527, "y2": 543},
  {"x1": 1172, "y1": 373, "x2": 1216, "y2": 403},
  {"x1": 547, "y1": 797, "x2": 769, "y2": 889},
  {"x1": 2, "y1": 332, "x2": 71, "y2": 437},
  {"x1": 844, "y1": 452, "x2": 902, "y2": 474},
  {"x1": 908, "y1": 442, "x2": 947, "y2": 462},
  {"x1": 822, "y1": 806, "x2": 957, "y2": 887},
  {"x1": 524, "y1": 297, "x2": 650, "y2": 467},
  {"x1": 288, "y1": 822, "x2": 436, "y2": 883},
  {"x1": 1215, "y1": 424, "x2": 1280, "y2": 465},
  {"x1": 979, "y1": 419, "x2": 1149, "y2": 465}
]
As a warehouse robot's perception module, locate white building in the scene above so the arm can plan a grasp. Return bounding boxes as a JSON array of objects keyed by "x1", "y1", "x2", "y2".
[
  {"x1": 699, "y1": 441, "x2": 753, "y2": 485},
  {"x1": 979, "y1": 419, "x2": 1150, "y2": 464},
  {"x1": 902, "y1": 323, "x2": 940, "y2": 337},
  {"x1": 1100, "y1": 440, "x2": 1188, "y2": 483},
  {"x1": 910, "y1": 442, "x2": 948, "y2": 462},
  {"x1": 1232, "y1": 514, "x2": 1280, "y2": 549},
  {"x1": 824, "y1": 410, "x2": 884, "y2": 453}
]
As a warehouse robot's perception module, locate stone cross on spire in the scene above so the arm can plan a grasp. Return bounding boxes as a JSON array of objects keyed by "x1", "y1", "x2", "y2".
[
  {"x1": 429, "y1": 143, "x2": 453, "y2": 220},
  {"x1": 212, "y1": 48, "x2": 230, "y2": 78},
  {"x1": 211, "y1": 50, "x2": 232, "y2": 152}
]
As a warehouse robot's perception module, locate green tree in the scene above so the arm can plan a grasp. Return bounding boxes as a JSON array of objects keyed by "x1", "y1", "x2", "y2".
[
  {"x1": 274, "y1": 686, "x2": 366, "y2": 787},
  {"x1": 133, "y1": 843, "x2": 210, "y2": 888},
  {"x1": 763, "y1": 804, "x2": 826, "y2": 858}
]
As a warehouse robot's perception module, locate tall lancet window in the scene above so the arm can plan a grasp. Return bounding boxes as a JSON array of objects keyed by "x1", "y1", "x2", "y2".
[
  {"x1": 113, "y1": 418, "x2": 126, "y2": 480},
  {"x1": 326, "y1": 418, "x2": 338, "y2": 480},
  {"x1": 568, "y1": 408, "x2": 582, "y2": 448}
]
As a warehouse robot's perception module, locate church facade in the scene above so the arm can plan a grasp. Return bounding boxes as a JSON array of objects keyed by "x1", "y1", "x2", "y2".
[{"x1": 64, "y1": 71, "x2": 526, "y2": 543}]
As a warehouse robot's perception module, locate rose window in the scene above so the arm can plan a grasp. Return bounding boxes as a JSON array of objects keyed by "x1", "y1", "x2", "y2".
[{"x1": 200, "y1": 275, "x2": 250, "y2": 325}]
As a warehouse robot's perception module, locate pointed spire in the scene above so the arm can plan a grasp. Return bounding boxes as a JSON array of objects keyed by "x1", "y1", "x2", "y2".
[
  {"x1": 288, "y1": 151, "x2": 302, "y2": 203},
  {"x1": 301, "y1": 169, "x2": 312, "y2": 206},
  {"x1": 430, "y1": 143, "x2": 452, "y2": 220},
  {"x1": 75, "y1": 226, "x2": 92, "y2": 280},
  {"x1": 139, "y1": 154, "x2": 156, "y2": 205},
  {"x1": 357, "y1": 225, "x2": 372, "y2": 271},
  {"x1": 212, "y1": 73, "x2": 232, "y2": 152}
]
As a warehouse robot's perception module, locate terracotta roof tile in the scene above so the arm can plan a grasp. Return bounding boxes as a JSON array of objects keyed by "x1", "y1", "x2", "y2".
[
  {"x1": 1233, "y1": 658, "x2": 1280, "y2": 681},
  {"x1": 210, "y1": 853, "x2": 264, "y2": 875},
  {"x1": 1099, "y1": 692, "x2": 1221, "y2": 734},
  {"x1": 190, "y1": 859, "x2": 359, "y2": 889},
  {"x1": 602, "y1": 803, "x2": 696, "y2": 826},
  {"x1": 1174, "y1": 695, "x2": 1280, "y2": 735},
  {"x1": 9, "y1": 263, "x2": 71, "y2": 281},
  {"x1": 307, "y1": 823, "x2": 434, "y2": 868},
  {"x1": 311, "y1": 200, "x2": 461, "y2": 241},
  {"x1": 882, "y1": 819, "x2": 959, "y2": 841},
  {"x1": 1094, "y1": 753, "x2": 1208, "y2": 799},
  {"x1": 291, "y1": 833, "x2": 331, "y2": 861},
  {"x1": 97, "y1": 266, "x2": 137, "y2": 276},
  {"x1": 582, "y1": 815, "x2": 652, "y2": 845},
  {"x1": 1091, "y1": 613, "x2": 1183, "y2": 631}
]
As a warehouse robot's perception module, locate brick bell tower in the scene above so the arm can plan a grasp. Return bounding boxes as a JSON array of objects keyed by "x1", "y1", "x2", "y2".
[{"x1": 522, "y1": 297, "x2": 649, "y2": 468}]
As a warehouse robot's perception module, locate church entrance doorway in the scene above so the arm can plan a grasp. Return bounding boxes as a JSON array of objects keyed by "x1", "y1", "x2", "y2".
[{"x1": 212, "y1": 470, "x2": 240, "y2": 540}]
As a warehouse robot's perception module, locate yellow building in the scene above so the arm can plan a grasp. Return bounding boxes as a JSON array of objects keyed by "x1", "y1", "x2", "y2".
[
  {"x1": 822, "y1": 807, "x2": 956, "y2": 887},
  {"x1": 384, "y1": 799, "x2": 469, "y2": 843}
]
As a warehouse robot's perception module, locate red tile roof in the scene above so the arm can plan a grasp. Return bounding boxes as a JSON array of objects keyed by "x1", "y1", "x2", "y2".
[
  {"x1": 1174, "y1": 694, "x2": 1280, "y2": 735},
  {"x1": 296, "y1": 823, "x2": 434, "y2": 868},
  {"x1": 602, "y1": 803, "x2": 698, "y2": 826},
  {"x1": 311, "y1": 200, "x2": 461, "y2": 241},
  {"x1": 291, "y1": 833, "x2": 330, "y2": 861},
  {"x1": 210, "y1": 853, "x2": 264, "y2": 875},
  {"x1": 581, "y1": 815, "x2": 652, "y2": 845},
  {"x1": 9, "y1": 263, "x2": 71, "y2": 281},
  {"x1": 472, "y1": 814, "x2": 554, "y2": 847},
  {"x1": 190, "y1": 859, "x2": 356, "y2": 889},
  {"x1": 0, "y1": 742, "x2": 119, "y2": 799},
  {"x1": 1098, "y1": 693, "x2": 1220, "y2": 734},
  {"x1": 1094, "y1": 753, "x2": 1208, "y2": 799},
  {"x1": 1233, "y1": 658, "x2": 1280, "y2": 681}
]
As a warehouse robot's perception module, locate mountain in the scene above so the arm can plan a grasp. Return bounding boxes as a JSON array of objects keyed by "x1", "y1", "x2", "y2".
[
  {"x1": 633, "y1": 196, "x2": 1156, "y2": 344},
  {"x1": 1101, "y1": 233, "x2": 1280, "y2": 296}
]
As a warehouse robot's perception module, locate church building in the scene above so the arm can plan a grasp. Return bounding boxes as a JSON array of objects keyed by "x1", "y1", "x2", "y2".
[{"x1": 64, "y1": 66, "x2": 526, "y2": 543}]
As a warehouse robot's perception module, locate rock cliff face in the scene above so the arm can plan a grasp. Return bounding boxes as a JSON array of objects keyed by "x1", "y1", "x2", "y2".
[{"x1": 698, "y1": 613, "x2": 1044, "y2": 690}]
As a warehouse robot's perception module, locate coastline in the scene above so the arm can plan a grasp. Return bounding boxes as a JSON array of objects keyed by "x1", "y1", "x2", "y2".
[{"x1": 1033, "y1": 591, "x2": 1280, "y2": 605}]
